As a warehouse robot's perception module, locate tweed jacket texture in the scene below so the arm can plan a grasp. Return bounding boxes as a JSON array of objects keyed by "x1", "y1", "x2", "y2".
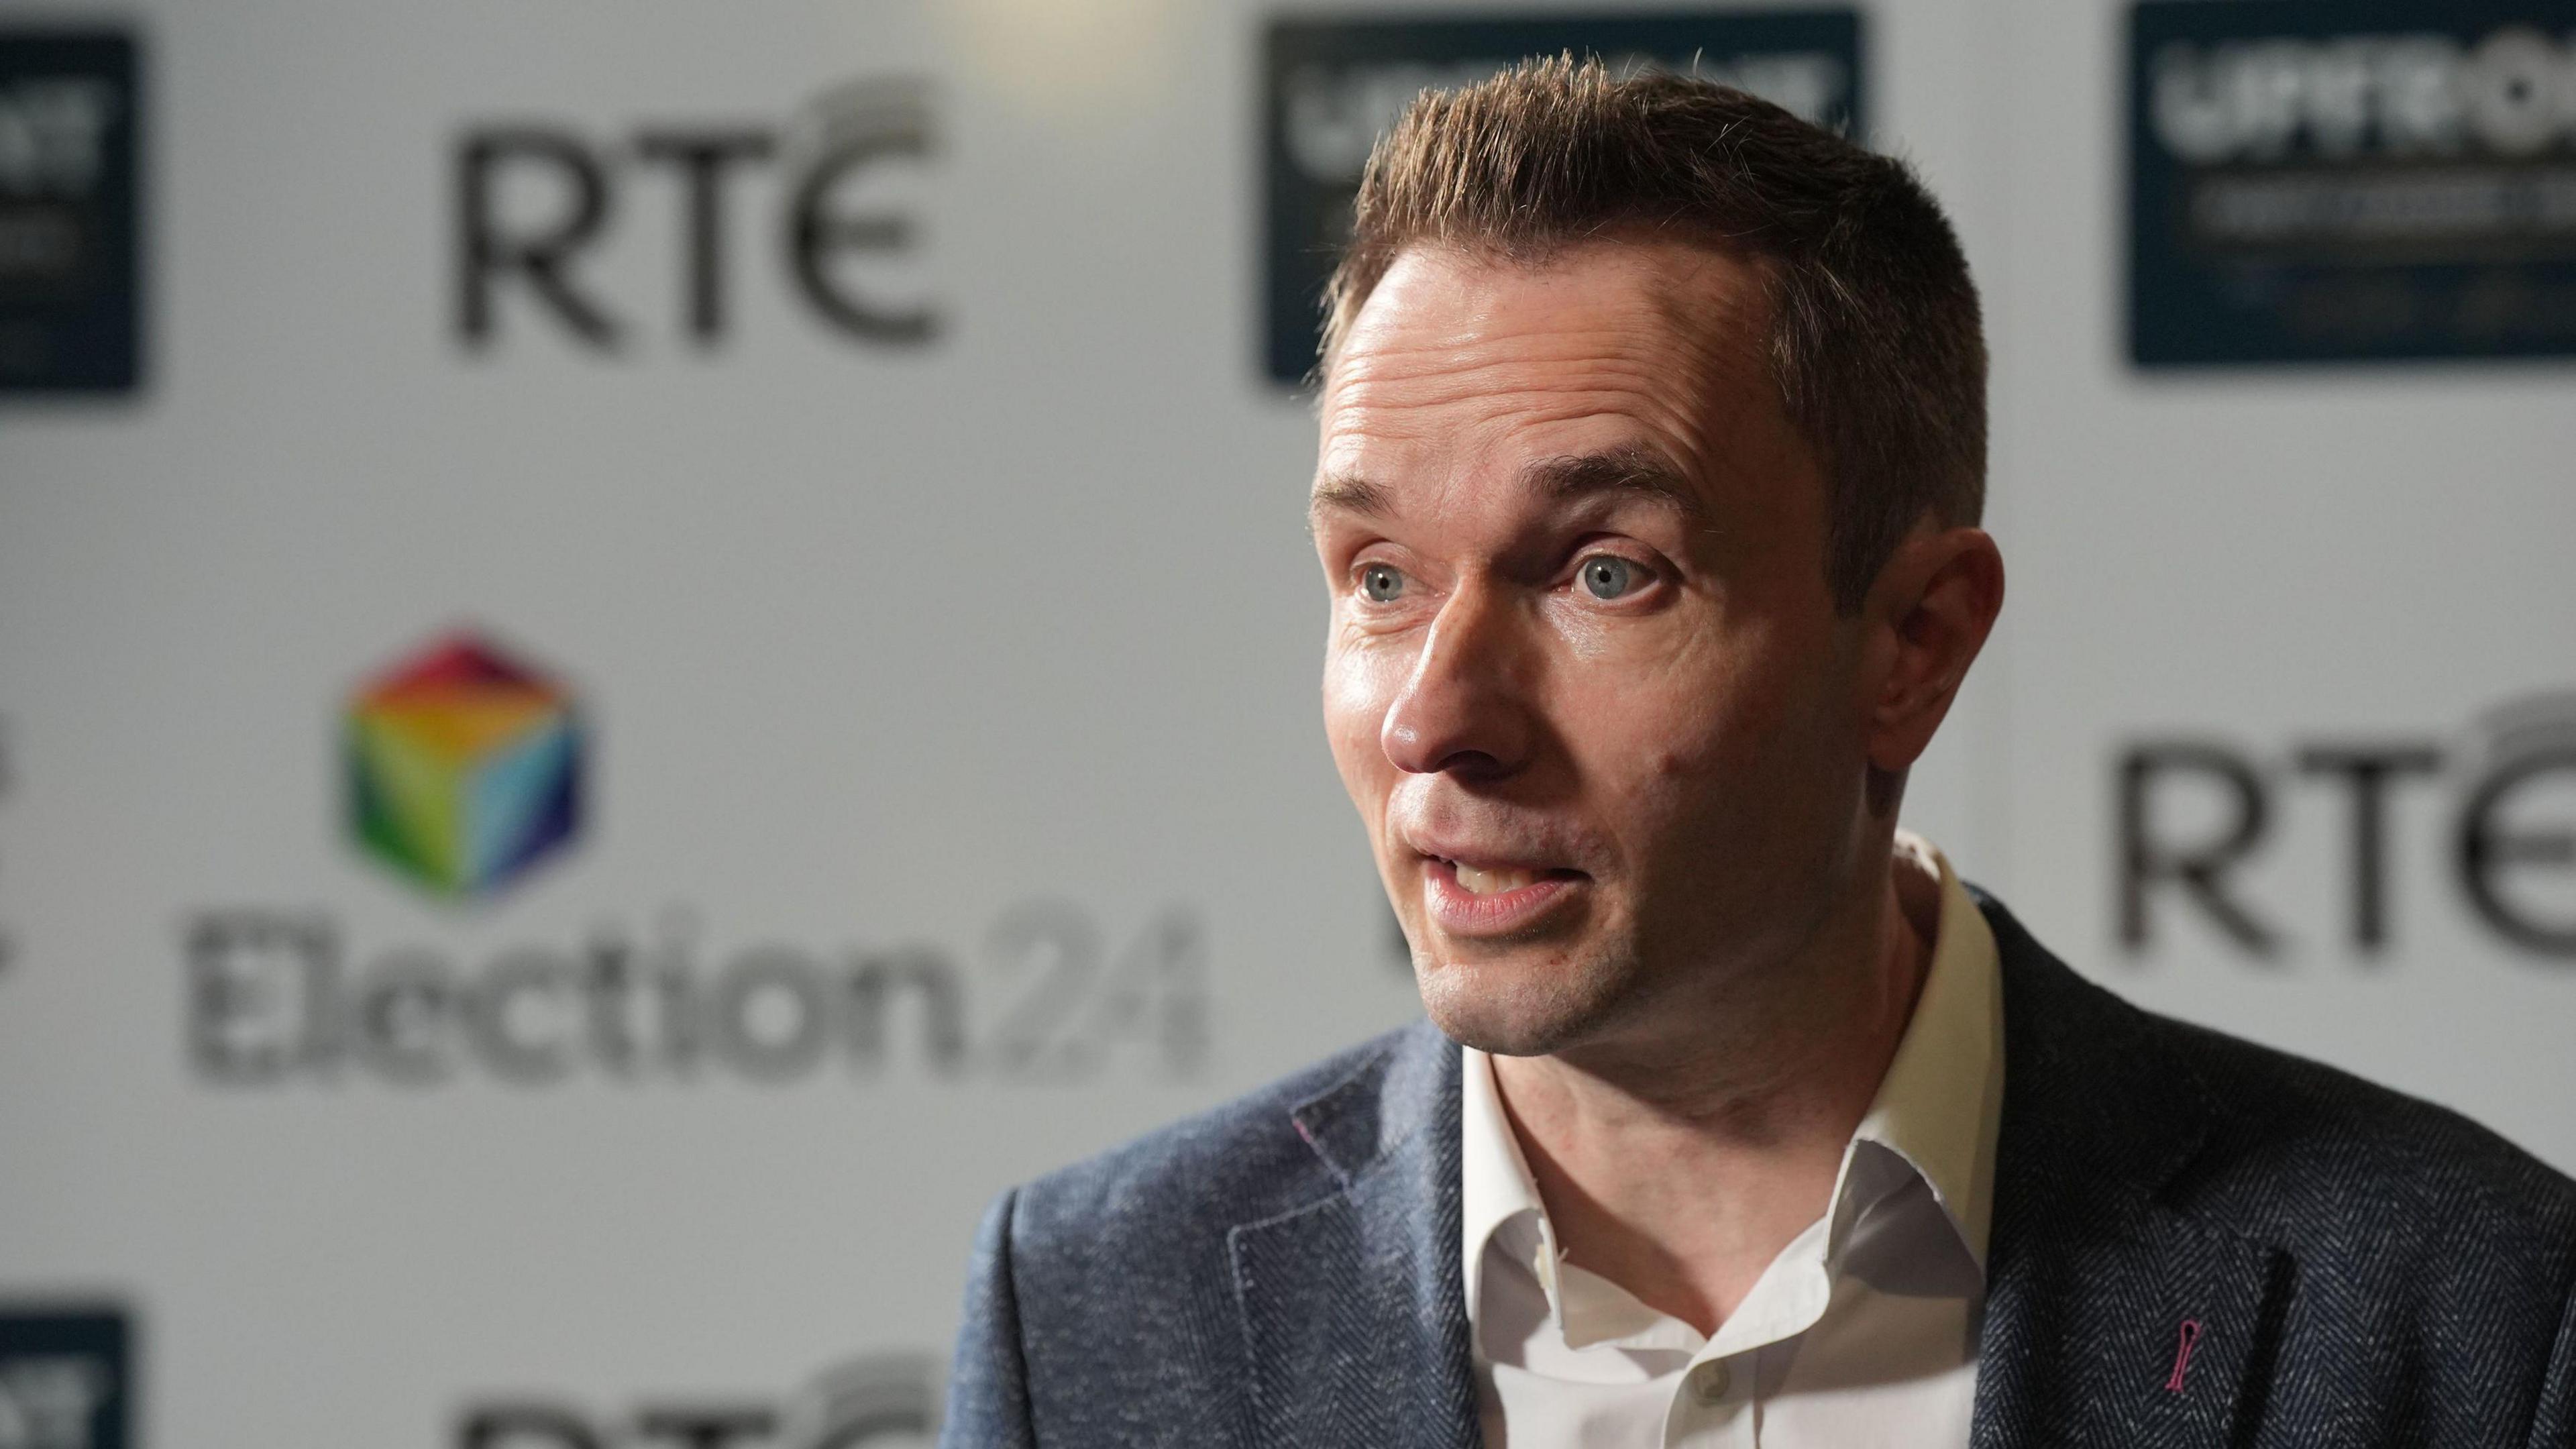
[{"x1": 939, "y1": 894, "x2": 2576, "y2": 1447}]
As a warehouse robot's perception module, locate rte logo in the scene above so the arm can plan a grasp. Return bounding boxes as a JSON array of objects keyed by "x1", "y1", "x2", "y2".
[{"x1": 452, "y1": 76, "x2": 937, "y2": 354}]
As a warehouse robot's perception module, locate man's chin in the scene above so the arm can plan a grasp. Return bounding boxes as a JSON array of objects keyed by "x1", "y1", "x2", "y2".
[{"x1": 1413, "y1": 950, "x2": 1629, "y2": 1059}]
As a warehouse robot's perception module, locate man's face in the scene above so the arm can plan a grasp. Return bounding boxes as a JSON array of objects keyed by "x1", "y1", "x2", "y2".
[{"x1": 1313, "y1": 241, "x2": 1876, "y2": 1057}]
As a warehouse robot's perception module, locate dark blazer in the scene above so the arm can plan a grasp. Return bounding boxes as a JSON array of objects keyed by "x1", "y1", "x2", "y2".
[{"x1": 941, "y1": 894, "x2": 2576, "y2": 1446}]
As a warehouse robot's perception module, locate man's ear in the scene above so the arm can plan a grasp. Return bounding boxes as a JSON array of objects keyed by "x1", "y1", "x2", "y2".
[{"x1": 1860, "y1": 524, "x2": 2004, "y2": 775}]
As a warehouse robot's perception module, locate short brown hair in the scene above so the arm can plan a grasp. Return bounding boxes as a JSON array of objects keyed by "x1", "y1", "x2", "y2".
[{"x1": 1322, "y1": 56, "x2": 1986, "y2": 610}]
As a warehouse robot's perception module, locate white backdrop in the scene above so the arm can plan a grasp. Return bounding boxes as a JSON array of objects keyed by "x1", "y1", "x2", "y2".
[{"x1": 0, "y1": 1, "x2": 2569, "y2": 1445}]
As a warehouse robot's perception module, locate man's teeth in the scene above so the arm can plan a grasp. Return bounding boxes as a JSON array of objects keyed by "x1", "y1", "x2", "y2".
[{"x1": 1453, "y1": 863, "x2": 1538, "y2": 896}]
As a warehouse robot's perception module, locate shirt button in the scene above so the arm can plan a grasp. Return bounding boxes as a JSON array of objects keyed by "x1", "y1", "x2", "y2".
[{"x1": 1689, "y1": 1360, "x2": 1731, "y2": 1405}]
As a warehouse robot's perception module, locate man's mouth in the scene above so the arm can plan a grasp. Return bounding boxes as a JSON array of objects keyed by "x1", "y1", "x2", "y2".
[
  {"x1": 1414, "y1": 851, "x2": 1588, "y2": 936},
  {"x1": 1453, "y1": 861, "x2": 1540, "y2": 896}
]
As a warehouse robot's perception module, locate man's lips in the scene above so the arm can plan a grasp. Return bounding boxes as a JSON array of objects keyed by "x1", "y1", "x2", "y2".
[{"x1": 1412, "y1": 851, "x2": 1588, "y2": 936}]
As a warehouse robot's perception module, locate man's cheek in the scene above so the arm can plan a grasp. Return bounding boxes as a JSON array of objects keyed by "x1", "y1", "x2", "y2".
[
  {"x1": 1597, "y1": 675, "x2": 1738, "y2": 786},
  {"x1": 1321, "y1": 643, "x2": 1405, "y2": 759},
  {"x1": 1634, "y1": 639, "x2": 1813, "y2": 782}
]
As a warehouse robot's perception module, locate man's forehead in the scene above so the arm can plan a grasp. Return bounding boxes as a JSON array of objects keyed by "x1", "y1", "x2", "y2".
[
  {"x1": 1312, "y1": 241, "x2": 1776, "y2": 521},
  {"x1": 1326, "y1": 240, "x2": 1768, "y2": 402}
]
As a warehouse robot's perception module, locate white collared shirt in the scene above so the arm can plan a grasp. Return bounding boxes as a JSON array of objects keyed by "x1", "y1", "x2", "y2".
[{"x1": 1461, "y1": 833, "x2": 2005, "y2": 1448}]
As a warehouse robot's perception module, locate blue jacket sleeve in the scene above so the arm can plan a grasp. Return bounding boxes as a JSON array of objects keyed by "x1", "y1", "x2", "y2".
[{"x1": 940, "y1": 1187, "x2": 1038, "y2": 1449}]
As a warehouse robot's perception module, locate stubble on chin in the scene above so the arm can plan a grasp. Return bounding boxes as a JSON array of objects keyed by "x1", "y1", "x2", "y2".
[{"x1": 1412, "y1": 938, "x2": 1652, "y2": 1059}]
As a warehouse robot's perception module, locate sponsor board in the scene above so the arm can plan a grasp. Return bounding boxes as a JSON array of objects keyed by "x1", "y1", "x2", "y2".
[
  {"x1": 1260, "y1": 9, "x2": 1863, "y2": 384},
  {"x1": 455, "y1": 77, "x2": 936, "y2": 355},
  {"x1": 0, "y1": 1308, "x2": 132, "y2": 1449},
  {"x1": 0, "y1": 31, "x2": 141, "y2": 394},
  {"x1": 2118, "y1": 692, "x2": 2576, "y2": 959},
  {"x1": 2131, "y1": 0, "x2": 2576, "y2": 364}
]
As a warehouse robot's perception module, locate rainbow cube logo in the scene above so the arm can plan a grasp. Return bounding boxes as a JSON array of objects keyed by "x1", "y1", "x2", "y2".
[{"x1": 345, "y1": 632, "x2": 582, "y2": 900}]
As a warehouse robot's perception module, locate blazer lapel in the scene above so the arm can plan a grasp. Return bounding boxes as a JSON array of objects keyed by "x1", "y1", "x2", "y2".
[
  {"x1": 1229, "y1": 1021, "x2": 1479, "y2": 1449},
  {"x1": 1973, "y1": 1183, "x2": 2287, "y2": 1447},
  {"x1": 1969, "y1": 898, "x2": 2292, "y2": 1449}
]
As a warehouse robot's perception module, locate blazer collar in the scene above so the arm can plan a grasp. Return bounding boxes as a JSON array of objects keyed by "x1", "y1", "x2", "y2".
[
  {"x1": 1286, "y1": 1015, "x2": 1456, "y2": 1188},
  {"x1": 1229, "y1": 1020, "x2": 1478, "y2": 1449}
]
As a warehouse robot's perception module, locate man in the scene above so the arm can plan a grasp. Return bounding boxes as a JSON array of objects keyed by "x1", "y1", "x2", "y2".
[{"x1": 940, "y1": 59, "x2": 2576, "y2": 1448}]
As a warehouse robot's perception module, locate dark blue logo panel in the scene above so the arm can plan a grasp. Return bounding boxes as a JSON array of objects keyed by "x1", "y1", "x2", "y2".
[
  {"x1": 2131, "y1": 1, "x2": 2576, "y2": 366},
  {"x1": 0, "y1": 31, "x2": 141, "y2": 394},
  {"x1": 1263, "y1": 10, "x2": 1863, "y2": 385},
  {"x1": 0, "y1": 1309, "x2": 133, "y2": 1449}
]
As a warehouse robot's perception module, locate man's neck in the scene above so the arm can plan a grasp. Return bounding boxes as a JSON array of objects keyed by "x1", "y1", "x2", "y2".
[{"x1": 1487, "y1": 854, "x2": 1938, "y2": 1337}]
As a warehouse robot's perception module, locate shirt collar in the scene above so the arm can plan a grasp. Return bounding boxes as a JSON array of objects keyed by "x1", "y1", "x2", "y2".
[
  {"x1": 1459, "y1": 1018, "x2": 1550, "y2": 1332},
  {"x1": 1856, "y1": 830, "x2": 2004, "y2": 1271},
  {"x1": 1457, "y1": 830, "x2": 2006, "y2": 1337}
]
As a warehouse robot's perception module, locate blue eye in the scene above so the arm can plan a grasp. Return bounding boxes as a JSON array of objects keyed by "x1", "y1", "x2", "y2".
[
  {"x1": 1359, "y1": 564, "x2": 1406, "y2": 603},
  {"x1": 1579, "y1": 555, "x2": 1647, "y2": 600}
]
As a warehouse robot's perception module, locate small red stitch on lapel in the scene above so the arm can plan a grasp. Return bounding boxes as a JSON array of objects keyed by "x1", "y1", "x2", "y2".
[
  {"x1": 1292, "y1": 1117, "x2": 1318, "y2": 1148},
  {"x1": 2165, "y1": 1319, "x2": 2202, "y2": 1393}
]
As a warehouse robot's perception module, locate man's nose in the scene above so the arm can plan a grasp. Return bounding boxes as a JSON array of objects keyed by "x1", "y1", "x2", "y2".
[{"x1": 1380, "y1": 582, "x2": 1534, "y2": 778}]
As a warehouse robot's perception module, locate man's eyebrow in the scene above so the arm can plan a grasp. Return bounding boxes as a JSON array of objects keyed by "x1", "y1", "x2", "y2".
[
  {"x1": 1307, "y1": 472, "x2": 1393, "y2": 528},
  {"x1": 1305, "y1": 447, "x2": 1711, "y2": 535},
  {"x1": 1521, "y1": 446, "x2": 1711, "y2": 522}
]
